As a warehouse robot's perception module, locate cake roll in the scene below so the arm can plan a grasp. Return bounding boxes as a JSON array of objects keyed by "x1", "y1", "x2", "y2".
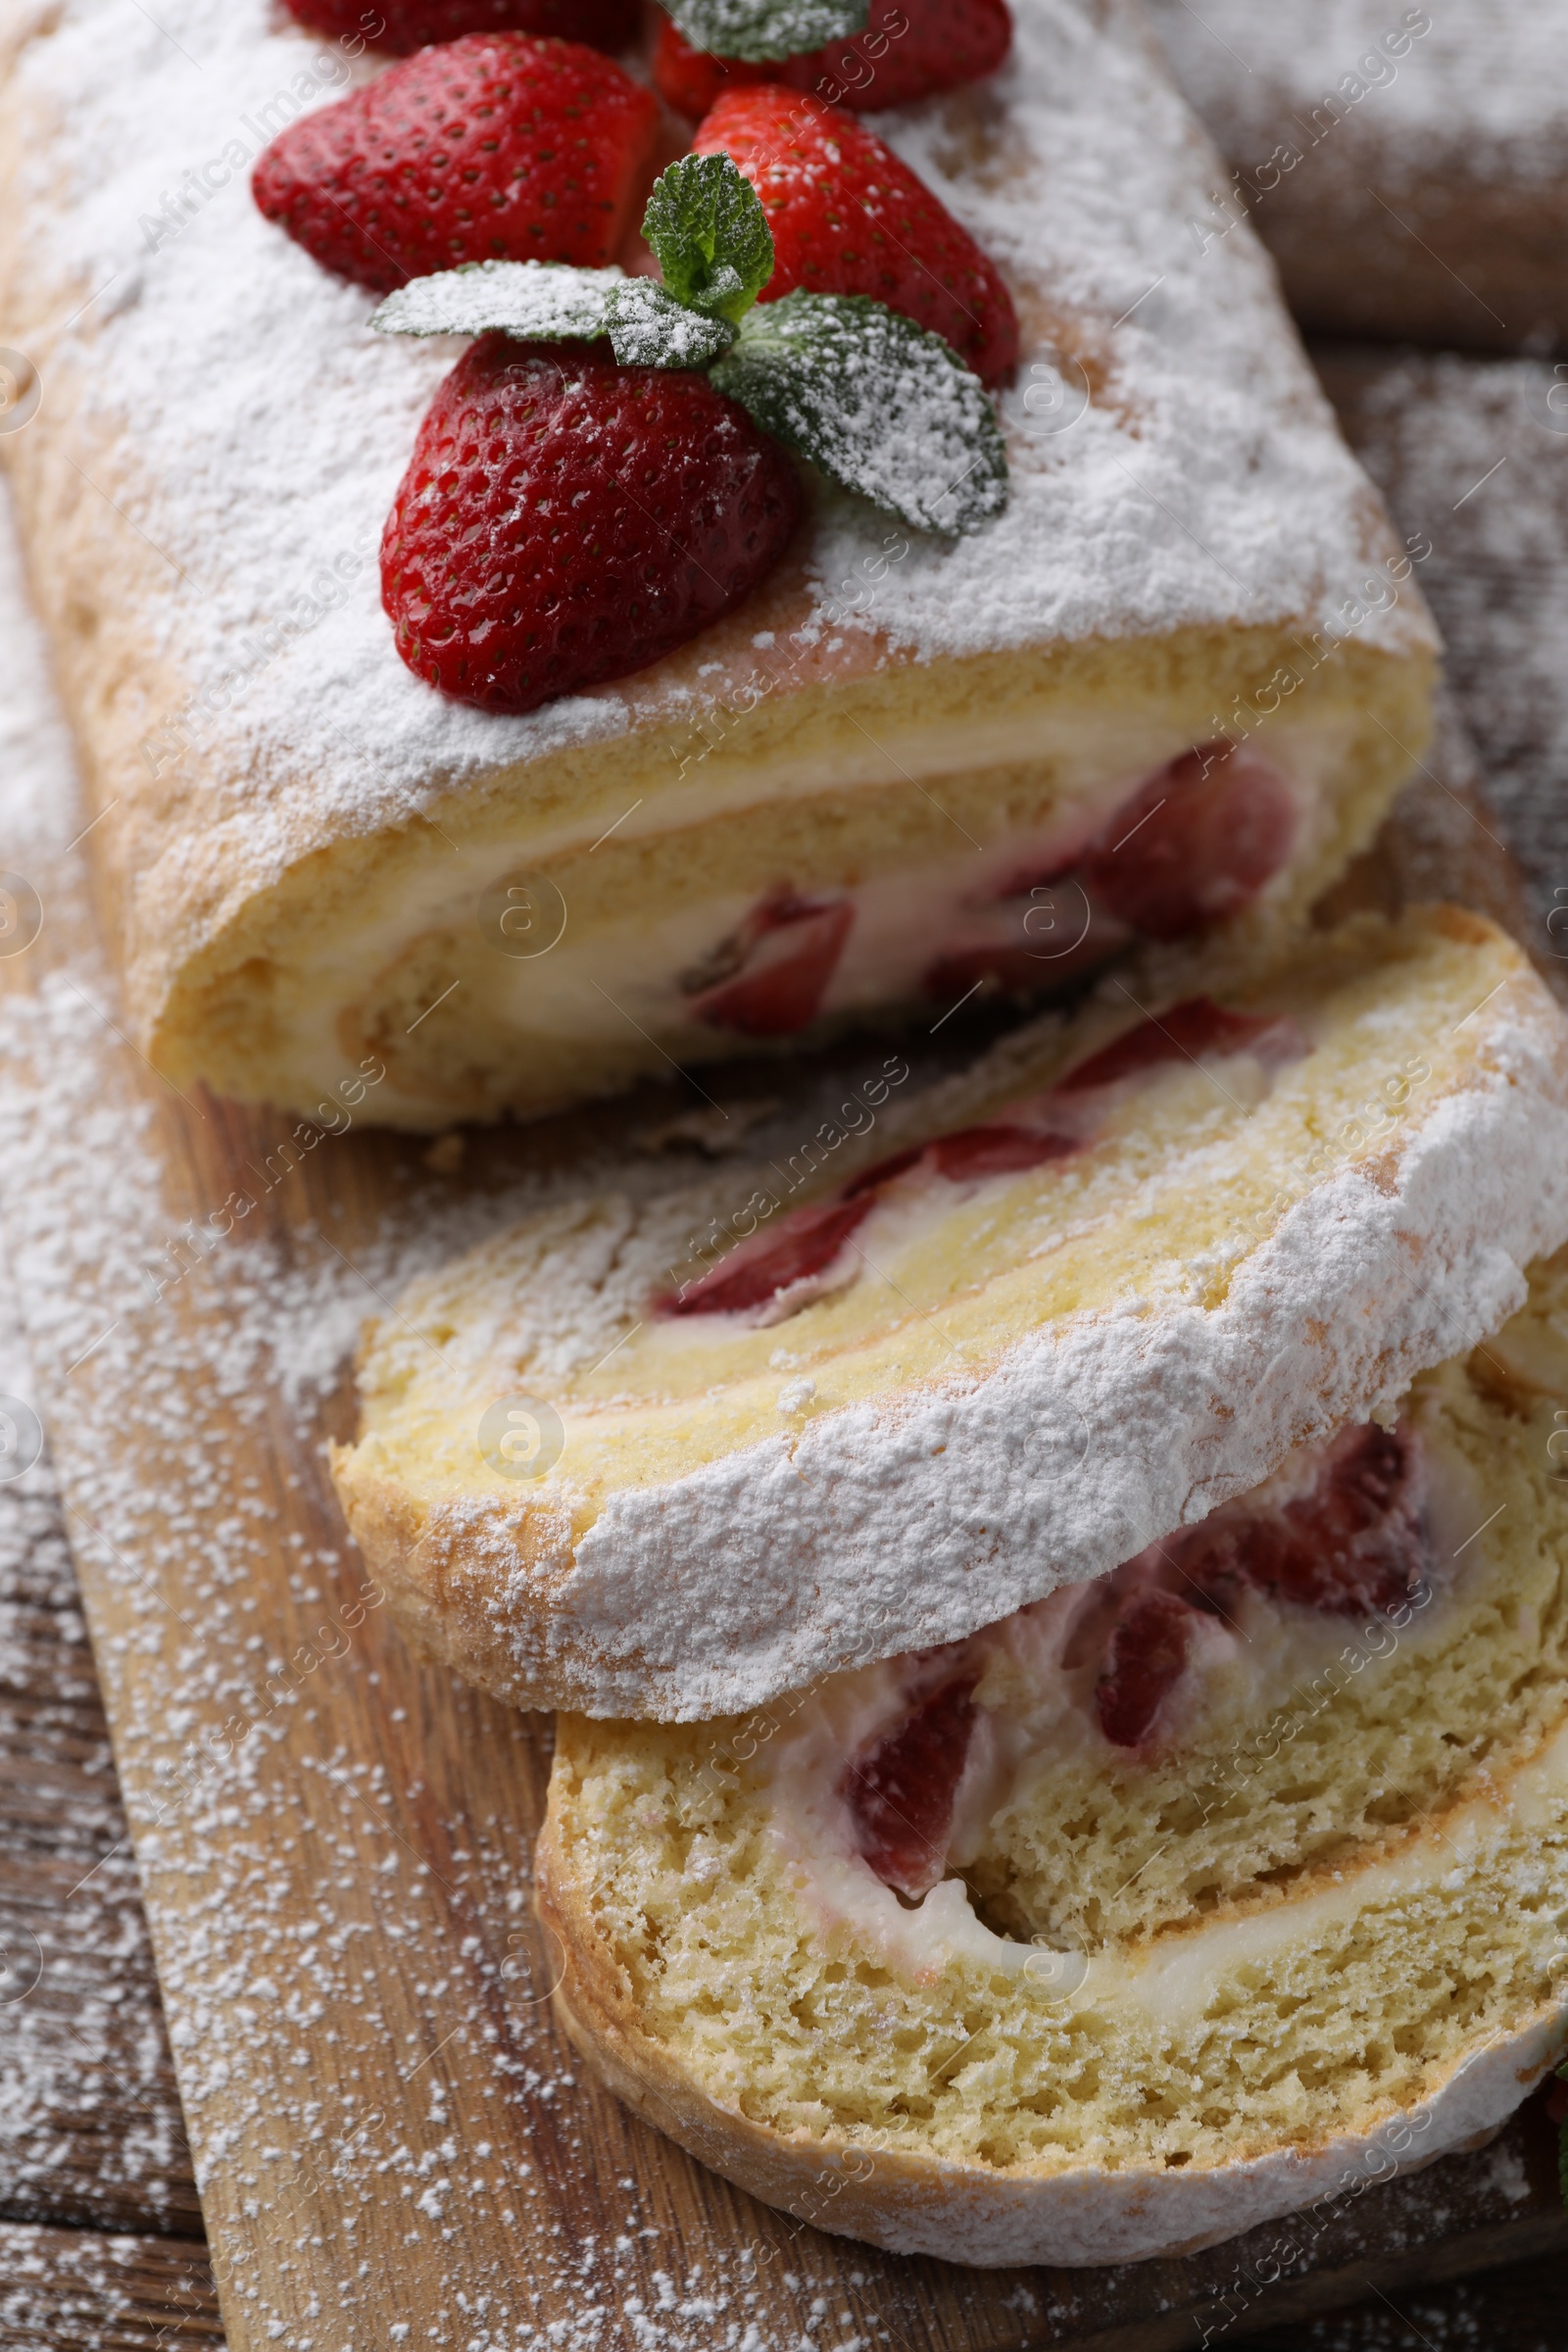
[
  {"x1": 331, "y1": 907, "x2": 1568, "y2": 1716},
  {"x1": 536, "y1": 1244, "x2": 1568, "y2": 2264},
  {"x1": 1147, "y1": 0, "x2": 1568, "y2": 353},
  {"x1": 0, "y1": 0, "x2": 1434, "y2": 1128}
]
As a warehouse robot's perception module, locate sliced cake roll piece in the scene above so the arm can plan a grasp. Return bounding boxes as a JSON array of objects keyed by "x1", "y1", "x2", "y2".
[
  {"x1": 332, "y1": 906, "x2": 1568, "y2": 1716},
  {"x1": 536, "y1": 1246, "x2": 1568, "y2": 2265},
  {"x1": 1147, "y1": 0, "x2": 1568, "y2": 353},
  {"x1": 1, "y1": 0, "x2": 1433, "y2": 1127}
]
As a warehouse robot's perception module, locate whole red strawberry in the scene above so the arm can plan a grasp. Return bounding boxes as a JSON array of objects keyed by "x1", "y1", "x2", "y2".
[
  {"x1": 282, "y1": 0, "x2": 640, "y2": 53},
  {"x1": 252, "y1": 34, "x2": 660, "y2": 294},
  {"x1": 693, "y1": 88, "x2": 1018, "y2": 382},
  {"x1": 381, "y1": 333, "x2": 804, "y2": 713},
  {"x1": 654, "y1": 0, "x2": 1012, "y2": 120},
  {"x1": 651, "y1": 24, "x2": 772, "y2": 117}
]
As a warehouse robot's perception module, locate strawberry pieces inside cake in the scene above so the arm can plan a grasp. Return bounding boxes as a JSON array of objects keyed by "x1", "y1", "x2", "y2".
[
  {"x1": 677, "y1": 743, "x2": 1301, "y2": 1048},
  {"x1": 842, "y1": 1672, "x2": 982, "y2": 1898},
  {"x1": 823, "y1": 1417, "x2": 1434, "y2": 1907},
  {"x1": 658, "y1": 992, "x2": 1305, "y2": 1321},
  {"x1": 918, "y1": 744, "x2": 1299, "y2": 1011},
  {"x1": 683, "y1": 890, "x2": 857, "y2": 1037}
]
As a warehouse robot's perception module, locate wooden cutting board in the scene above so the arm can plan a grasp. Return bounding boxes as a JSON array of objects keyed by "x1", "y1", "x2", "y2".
[{"x1": 1, "y1": 653, "x2": 1564, "y2": 2352}]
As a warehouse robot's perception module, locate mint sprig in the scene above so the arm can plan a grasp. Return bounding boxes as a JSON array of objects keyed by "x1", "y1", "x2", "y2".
[
  {"x1": 368, "y1": 157, "x2": 1008, "y2": 539},
  {"x1": 643, "y1": 153, "x2": 775, "y2": 324},
  {"x1": 368, "y1": 260, "x2": 622, "y2": 342},
  {"x1": 663, "y1": 0, "x2": 867, "y2": 64},
  {"x1": 712, "y1": 291, "x2": 1007, "y2": 535}
]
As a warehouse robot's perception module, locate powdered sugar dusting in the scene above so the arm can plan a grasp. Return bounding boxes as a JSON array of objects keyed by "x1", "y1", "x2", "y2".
[
  {"x1": 0, "y1": 1248, "x2": 202, "y2": 2237},
  {"x1": 711, "y1": 293, "x2": 1007, "y2": 533},
  {"x1": 370, "y1": 259, "x2": 625, "y2": 341},
  {"x1": 608, "y1": 275, "x2": 739, "y2": 368}
]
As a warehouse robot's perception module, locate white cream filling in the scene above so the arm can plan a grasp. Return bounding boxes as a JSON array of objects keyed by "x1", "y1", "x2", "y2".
[
  {"x1": 477, "y1": 807, "x2": 1122, "y2": 1055},
  {"x1": 280, "y1": 705, "x2": 1363, "y2": 1099},
  {"x1": 756, "y1": 1408, "x2": 1492, "y2": 1993},
  {"x1": 1125, "y1": 1710, "x2": 1568, "y2": 2030}
]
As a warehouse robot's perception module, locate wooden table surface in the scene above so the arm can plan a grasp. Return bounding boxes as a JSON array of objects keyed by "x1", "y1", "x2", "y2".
[{"x1": 4, "y1": 334, "x2": 1568, "y2": 2352}]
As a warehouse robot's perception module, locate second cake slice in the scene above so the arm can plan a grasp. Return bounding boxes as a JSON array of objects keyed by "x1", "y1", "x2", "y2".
[{"x1": 334, "y1": 906, "x2": 1568, "y2": 1715}]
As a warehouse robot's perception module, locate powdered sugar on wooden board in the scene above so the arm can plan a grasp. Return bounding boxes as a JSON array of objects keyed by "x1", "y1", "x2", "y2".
[
  {"x1": 1318, "y1": 349, "x2": 1568, "y2": 942},
  {"x1": 2, "y1": 0, "x2": 1423, "y2": 891},
  {"x1": 1147, "y1": 0, "x2": 1568, "y2": 168},
  {"x1": 0, "y1": 1259, "x2": 203, "y2": 2240},
  {"x1": 0, "y1": 487, "x2": 837, "y2": 2351},
  {"x1": 0, "y1": 1041, "x2": 814, "y2": 2340}
]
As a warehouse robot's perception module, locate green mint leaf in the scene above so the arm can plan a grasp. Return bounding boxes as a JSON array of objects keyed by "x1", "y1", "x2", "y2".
[
  {"x1": 710, "y1": 291, "x2": 1009, "y2": 536},
  {"x1": 664, "y1": 0, "x2": 867, "y2": 62},
  {"x1": 368, "y1": 260, "x2": 621, "y2": 341},
  {"x1": 607, "y1": 279, "x2": 738, "y2": 369},
  {"x1": 642, "y1": 155, "x2": 774, "y2": 325}
]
